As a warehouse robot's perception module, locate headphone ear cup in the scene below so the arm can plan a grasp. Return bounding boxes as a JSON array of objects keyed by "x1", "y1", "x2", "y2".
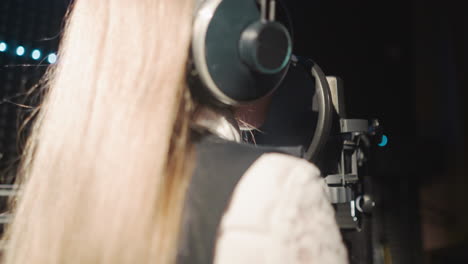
[
  {"x1": 190, "y1": 0, "x2": 293, "y2": 106},
  {"x1": 187, "y1": 57, "x2": 225, "y2": 108}
]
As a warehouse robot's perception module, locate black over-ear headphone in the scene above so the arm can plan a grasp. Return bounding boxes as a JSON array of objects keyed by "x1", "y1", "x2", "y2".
[
  {"x1": 191, "y1": 0, "x2": 334, "y2": 161},
  {"x1": 190, "y1": 0, "x2": 293, "y2": 106}
]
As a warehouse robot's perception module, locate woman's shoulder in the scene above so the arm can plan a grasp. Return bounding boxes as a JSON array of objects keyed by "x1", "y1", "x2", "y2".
[
  {"x1": 218, "y1": 152, "x2": 327, "y2": 227},
  {"x1": 214, "y1": 153, "x2": 348, "y2": 264},
  {"x1": 248, "y1": 152, "x2": 322, "y2": 183},
  {"x1": 237, "y1": 152, "x2": 326, "y2": 206}
]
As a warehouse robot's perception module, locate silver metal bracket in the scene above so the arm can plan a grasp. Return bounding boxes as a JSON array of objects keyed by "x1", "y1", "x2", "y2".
[
  {"x1": 325, "y1": 174, "x2": 359, "y2": 185},
  {"x1": 340, "y1": 119, "x2": 369, "y2": 133},
  {"x1": 328, "y1": 186, "x2": 354, "y2": 204}
]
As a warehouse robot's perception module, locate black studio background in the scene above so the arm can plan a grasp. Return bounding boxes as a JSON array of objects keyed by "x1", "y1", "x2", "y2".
[
  {"x1": 0, "y1": 0, "x2": 467, "y2": 263},
  {"x1": 285, "y1": 0, "x2": 467, "y2": 263}
]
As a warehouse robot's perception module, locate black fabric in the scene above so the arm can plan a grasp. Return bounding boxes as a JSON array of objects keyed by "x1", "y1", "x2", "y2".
[{"x1": 176, "y1": 134, "x2": 303, "y2": 264}]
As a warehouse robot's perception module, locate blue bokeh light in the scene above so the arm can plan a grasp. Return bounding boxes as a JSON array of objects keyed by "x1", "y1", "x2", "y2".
[
  {"x1": 0, "y1": 42, "x2": 7, "y2": 52},
  {"x1": 0, "y1": 41, "x2": 58, "y2": 63},
  {"x1": 32, "y1": 49, "x2": 42, "y2": 60},
  {"x1": 16, "y1": 46, "x2": 25, "y2": 56},
  {"x1": 378, "y1": 135, "x2": 388, "y2": 147},
  {"x1": 47, "y1": 53, "x2": 57, "y2": 64}
]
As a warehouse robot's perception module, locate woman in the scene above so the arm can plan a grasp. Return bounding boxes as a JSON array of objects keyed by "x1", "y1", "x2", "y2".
[{"x1": 2, "y1": 0, "x2": 347, "y2": 263}]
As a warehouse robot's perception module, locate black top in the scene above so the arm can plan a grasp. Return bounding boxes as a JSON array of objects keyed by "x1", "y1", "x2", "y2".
[{"x1": 177, "y1": 133, "x2": 303, "y2": 264}]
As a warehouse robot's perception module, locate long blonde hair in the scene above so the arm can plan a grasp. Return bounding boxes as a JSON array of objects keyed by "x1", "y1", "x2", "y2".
[{"x1": 3, "y1": 0, "x2": 195, "y2": 263}]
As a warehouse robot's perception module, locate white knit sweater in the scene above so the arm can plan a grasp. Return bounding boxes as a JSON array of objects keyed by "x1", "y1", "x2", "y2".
[{"x1": 197, "y1": 109, "x2": 349, "y2": 264}]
